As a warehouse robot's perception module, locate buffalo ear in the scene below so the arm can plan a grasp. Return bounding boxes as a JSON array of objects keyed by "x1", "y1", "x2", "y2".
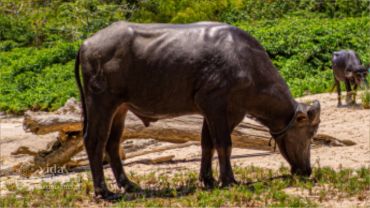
[{"x1": 308, "y1": 100, "x2": 321, "y2": 125}]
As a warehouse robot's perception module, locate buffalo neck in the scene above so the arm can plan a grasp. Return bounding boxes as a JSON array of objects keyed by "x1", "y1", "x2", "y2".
[{"x1": 248, "y1": 81, "x2": 298, "y2": 134}]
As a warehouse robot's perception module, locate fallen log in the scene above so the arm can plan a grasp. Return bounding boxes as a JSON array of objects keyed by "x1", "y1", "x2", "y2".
[
  {"x1": 23, "y1": 111, "x2": 270, "y2": 148},
  {"x1": 12, "y1": 98, "x2": 352, "y2": 177},
  {"x1": 23, "y1": 103, "x2": 351, "y2": 150},
  {"x1": 23, "y1": 99, "x2": 273, "y2": 150}
]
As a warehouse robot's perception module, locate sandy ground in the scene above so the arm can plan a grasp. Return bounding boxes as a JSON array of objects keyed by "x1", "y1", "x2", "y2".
[{"x1": 0, "y1": 92, "x2": 369, "y2": 206}]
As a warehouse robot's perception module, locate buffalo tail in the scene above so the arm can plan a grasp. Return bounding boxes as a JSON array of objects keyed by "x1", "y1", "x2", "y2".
[{"x1": 74, "y1": 48, "x2": 87, "y2": 136}]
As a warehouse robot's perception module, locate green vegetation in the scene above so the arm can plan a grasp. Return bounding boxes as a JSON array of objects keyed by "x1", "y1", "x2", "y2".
[
  {"x1": 0, "y1": 42, "x2": 80, "y2": 112},
  {"x1": 237, "y1": 17, "x2": 370, "y2": 96},
  {"x1": 361, "y1": 90, "x2": 370, "y2": 109},
  {"x1": 1, "y1": 166, "x2": 369, "y2": 207},
  {"x1": 0, "y1": 0, "x2": 369, "y2": 113}
]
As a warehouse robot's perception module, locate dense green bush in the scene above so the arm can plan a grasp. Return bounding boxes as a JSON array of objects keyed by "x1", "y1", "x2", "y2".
[
  {"x1": 0, "y1": 0, "x2": 126, "y2": 46},
  {"x1": 237, "y1": 16, "x2": 370, "y2": 96},
  {"x1": 130, "y1": 0, "x2": 370, "y2": 24},
  {"x1": 0, "y1": 14, "x2": 34, "y2": 47},
  {"x1": 0, "y1": 0, "x2": 369, "y2": 113},
  {"x1": 1, "y1": 0, "x2": 368, "y2": 46},
  {"x1": 0, "y1": 42, "x2": 80, "y2": 112},
  {"x1": 130, "y1": 0, "x2": 230, "y2": 23}
]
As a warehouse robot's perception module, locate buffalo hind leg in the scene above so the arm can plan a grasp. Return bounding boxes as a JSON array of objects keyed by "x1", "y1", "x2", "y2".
[
  {"x1": 84, "y1": 101, "x2": 119, "y2": 200},
  {"x1": 105, "y1": 106, "x2": 141, "y2": 192},
  {"x1": 199, "y1": 119, "x2": 216, "y2": 188}
]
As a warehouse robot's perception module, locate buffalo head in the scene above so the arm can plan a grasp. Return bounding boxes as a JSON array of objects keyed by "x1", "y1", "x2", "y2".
[
  {"x1": 346, "y1": 65, "x2": 369, "y2": 87},
  {"x1": 274, "y1": 100, "x2": 321, "y2": 177}
]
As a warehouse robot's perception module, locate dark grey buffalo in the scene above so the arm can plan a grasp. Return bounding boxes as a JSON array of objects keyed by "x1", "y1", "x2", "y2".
[
  {"x1": 74, "y1": 21, "x2": 321, "y2": 200},
  {"x1": 332, "y1": 50, "x2": 369, "y2": 106}
]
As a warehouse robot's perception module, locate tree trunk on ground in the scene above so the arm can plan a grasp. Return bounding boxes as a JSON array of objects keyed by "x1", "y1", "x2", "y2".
[
  {"x1": 23, "y1": 109, "x2": 272, "y2": 149},
  {"x1": 9, "y1": 98, "x2": 352, "y2": 176}
]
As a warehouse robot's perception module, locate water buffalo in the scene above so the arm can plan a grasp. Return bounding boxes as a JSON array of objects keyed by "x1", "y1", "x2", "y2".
[
  {"x1": 75, "y1": 21, "x2": 321, "y2": 200},
  {"x1": 332, "y1": 50, "x2": 369, "y2": 106}
]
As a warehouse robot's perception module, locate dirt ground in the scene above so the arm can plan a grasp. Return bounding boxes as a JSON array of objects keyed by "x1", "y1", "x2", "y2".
[{"x1": 0, "y1": 92, "x2": 369, "y2": 206}]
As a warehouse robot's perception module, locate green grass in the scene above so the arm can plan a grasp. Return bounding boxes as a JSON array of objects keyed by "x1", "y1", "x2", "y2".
[{"x1": 1, "y1": 166, "x2": 369, "y2": 207}]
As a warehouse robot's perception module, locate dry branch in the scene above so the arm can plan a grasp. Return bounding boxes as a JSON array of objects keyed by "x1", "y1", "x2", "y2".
[{"x1": 136, "y1": 155, "x2": 175, "y2": 164}]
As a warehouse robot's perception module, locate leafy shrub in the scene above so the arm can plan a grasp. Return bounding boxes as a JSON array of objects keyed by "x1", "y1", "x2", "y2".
[
  {"x1": 0, "y1": 42, "x2": 80, "y2": 112},
  {"x1": 237, "y1": 16, "x2": 370, "y2": 96},
  {"x1": 0, "y1": 14, "x2": 34, "y2": 46},
  {"x1": 0, "y1": 0, "x2": 126, "y2": 46},
  {"x1": 0, "y1": 40, "x2": 21, "y2": 52},
  {"x1": 130, "y1": 0, "x2": 370, "y2": 24},
  {"x1": 130, "y1": 0, "x2": 229, "y2": 23},
  {"x1": 0, "y1": 0, "x2": 369, "y2": 112}
]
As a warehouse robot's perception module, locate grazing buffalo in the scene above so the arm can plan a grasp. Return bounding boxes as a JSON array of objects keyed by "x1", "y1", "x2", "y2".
[
  {"x1": 332, "y1": 50, "x2": 369, "y2": 106},
  {"x1": 75, "y1": 21, "x2": 321, "y2": 200}
]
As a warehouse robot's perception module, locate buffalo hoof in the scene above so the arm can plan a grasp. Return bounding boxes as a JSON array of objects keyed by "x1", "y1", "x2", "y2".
[
  {"x1": 95, "y1": 190, "x2": 122, "y2": 201},
  {"x1": 291, "y1": 166, "x2": 312, "y2": 177},
  {"x1": 337, "y1": 103, "x2": 344, "y2": 108},
  {"x1": 345, "y1": 101, "x2": 355, "y2": 106},
  {"x1": 200, "y1": 177, "x2": 217, "y2": 189},
  {"x1": 220, "y1": 178, "x2": 239, "y2": 188},
  {"x1": 122, "y1": 180, "x2": 142, "y2": 193}
]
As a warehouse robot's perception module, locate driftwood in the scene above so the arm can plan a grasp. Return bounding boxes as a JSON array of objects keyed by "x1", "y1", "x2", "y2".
[{"x1": 9, "y1": 98, "x2": 353, "y2": 176}]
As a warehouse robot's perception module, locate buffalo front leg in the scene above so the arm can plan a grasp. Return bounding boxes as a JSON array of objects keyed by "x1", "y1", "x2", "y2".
[
  {"x1": 215, "y1": 138, "x2": 236, "y2": 187},
  {"x1": 352, "y1": 84, "x2": 358, "y2": 104},
  {"x1": 345, "y1": 79, "x2": 353, "y2": 105},
  {"x1": 210, "y1": 109, "x2": 245, "y2": 187},
  {"x1": 335, "y1": 78, "x2": 342, "y2": 107},
  {"x1": 210, "y1": 118, "x2": 236, "y2": 187},
  {"x1": 105, "y1": 106, "x2": 140, "y2": 193},
  {"x1": 199, "y1": 119, "x2": 216, "y2": 188},
  {"x1": 196, "y1": 95, "x2": 236, "y2": 187}
]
